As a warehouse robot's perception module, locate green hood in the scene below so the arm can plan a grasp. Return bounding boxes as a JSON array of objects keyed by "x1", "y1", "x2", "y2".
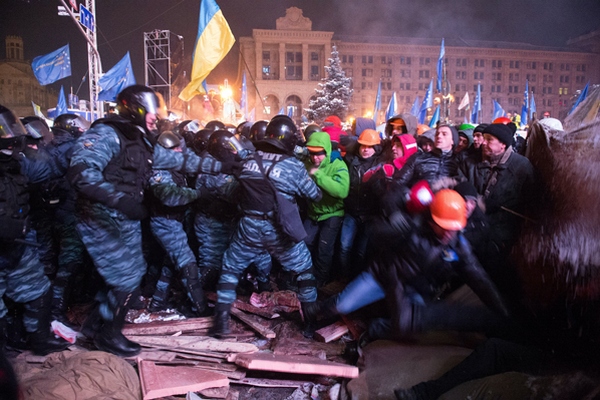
[{"x1": 305, "y1": 131, "x2": 331, "y2": 168}]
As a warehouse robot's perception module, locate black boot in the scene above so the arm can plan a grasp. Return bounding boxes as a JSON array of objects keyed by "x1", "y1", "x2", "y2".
[
  {"x1": 80, "y1": 304, "x2": 103, "y2": 340},
  {"x1": 208, "y1": 303, "x2": 231, "y2": 338},
  {"x1": 148, "y1": 266, "x2": 172, "y2": 312},
  {"x1": 25, "y1": 291, "x2": 70, "y2": 356},
  {"x1": 94, "y1": 289, "x2": 141, "y2": 357},
  {"x1": 50, "y1": 263, "x2": 78, "y2": 324},
  {"x1": 301, "y1": 301, "x2": 319, "y2": 339},
  {"x1": 182, "y1": 263, "x2": 210, "y2": 317}
]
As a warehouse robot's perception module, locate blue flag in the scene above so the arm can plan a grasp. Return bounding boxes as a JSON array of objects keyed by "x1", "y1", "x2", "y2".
[
  {"x1": 373, "y1": 81, "x2": 382, "y2": 123},
  {"x1": 277, "y1": 106, "x2": 285, "y2": 115},
  {"x1": 436, "y1": 38, "x2": 445, "y2": 93},
  {"x1": 287, "y1": 106, "x2": 294, "y2": 118},
  {"x1": 529, "y1": 91, "x2": 536, "y2": 120},
  {"x1": 240, "y1": 71, "x2": 248, "y2": 120},
  {"x1": 493, "y1": 99, "x2": 506, "y2": 120},
  {"x1": 418, "y1": 80, "x2": 433, "y2": 124},
  {"x1": 385, "y1": 92, "x2": 397, "y2": 122},
  {"x1": 68, "y1": 93, "x2": 79, "y2": 109},
  {"x1": 429, "y1": 105, "x2": 440, "y2": 127},
  {"x1": 98, "y1": 52, "x2": 136, "y2": 101},
  {"x1": 520, "y1": 80, "x2": 529, "y2": 127},
  {"x1": 410, "y1": 95, "x2": 420, "y2": 117},
  {"x1": 56, "y1": 86, "x2": 68, "y2": 116},
  {"x1": 569, "y1": 81, "x2": 589, "y2": 115},
  {"x1": 471, "y1": 83, "x2": 481, "y2": 124},
  {"x1": 31, "y1": 44, "x2": 71, "y2": 86}
]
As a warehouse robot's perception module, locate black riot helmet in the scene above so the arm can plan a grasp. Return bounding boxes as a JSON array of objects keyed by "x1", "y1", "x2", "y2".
[
  {"x1": 303, "y1": 124, "x2": 321, "y2": 142},
  {"x1": 235, "y1": 121, "x2": 253, "y2": 139},
  {"x1": 249, "y1": 120, "x2": 268, "y2": 143},
  {"x1": 204, "y1": 120, "x2": 226, "y2": 132},
  {"x1": 21, "y1": 116, "x2": 52, "y2": 143},
  {"x1": 157, "y1": 131, "x2": 181, "y2": 149},
  {"x1": 0, "y1": 104, "x2": 27, "y2": 139},
  {"x1": 177, "y1": 119, "x2": 202, "y2": 147},
  {"x1": 207, "y1": 130, "x2": 245, "y2": 163},
  {"x1": 264, "y1": 115, "x2": 298, "y2": 153},
  {"x1": 52, "y1": 113, "x2": 90, "y2": 138},
  {"x1": 191, "y1": 128, "x2": 213, "y2": 155},
  {"x1": 116, "y1": 85, "x2": 159, "y2": 128}
]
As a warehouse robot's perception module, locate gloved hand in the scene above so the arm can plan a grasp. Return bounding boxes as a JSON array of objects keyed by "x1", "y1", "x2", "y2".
[
  {"x1": 220, "y1": 159, "x2": 244, "y2": 175},
  {"x1": 114, "y1": 196, "x2": 148, "y2": 220}
]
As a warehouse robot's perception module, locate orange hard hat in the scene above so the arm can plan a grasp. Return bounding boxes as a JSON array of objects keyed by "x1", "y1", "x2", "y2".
[
  {"x1": 430, "y1": 189, "x2": 467, "y2": 230},
  {"x1": 357, "y1": 129, "x2": 381, "y2": 146},
  {"x1": 492, "y1": 116, "x2": 512, "y2": 125},
  {"x1": 416, "y1": 124, "x2": 430, "y2": 136}
]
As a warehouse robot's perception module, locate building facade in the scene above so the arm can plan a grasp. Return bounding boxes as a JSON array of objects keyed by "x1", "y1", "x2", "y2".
[
  {"x1": 239, "y1": 7, "x2": 600, "y2": 124},
  {"x1": 0, "y1": 36, "x2": 58, "y2": 117}
]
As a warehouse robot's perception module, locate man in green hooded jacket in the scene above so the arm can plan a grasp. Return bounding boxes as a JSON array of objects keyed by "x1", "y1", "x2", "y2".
[{"x1": 303, "y1": 131, "x2": 350, "y2": 287}]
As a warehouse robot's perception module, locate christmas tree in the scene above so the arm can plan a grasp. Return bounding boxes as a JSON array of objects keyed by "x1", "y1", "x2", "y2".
[{"x1": 304, "y1": 45, "x2": 353, "y2": 124}]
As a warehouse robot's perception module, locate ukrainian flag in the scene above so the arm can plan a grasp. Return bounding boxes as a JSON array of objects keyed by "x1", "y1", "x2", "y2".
[{"x1": 179, "y1": 0, "x2": 235, "y2": 101}]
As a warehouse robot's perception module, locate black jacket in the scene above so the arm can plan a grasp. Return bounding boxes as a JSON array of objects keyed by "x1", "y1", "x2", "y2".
[{"x1": 393, "y1": 149, "x2": 460, "y2": 190}]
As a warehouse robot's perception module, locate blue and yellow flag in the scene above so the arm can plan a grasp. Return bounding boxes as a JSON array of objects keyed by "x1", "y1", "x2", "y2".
[
  {"x1": 179, "y1": 0, "x2": 235, "y2": 101},
  {"x1": 31, "y1": 44, "x2": 71, "y2": 86}
]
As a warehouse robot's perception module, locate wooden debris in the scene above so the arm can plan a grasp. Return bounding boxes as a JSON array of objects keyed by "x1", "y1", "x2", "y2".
[
  {"x1": 314, "y1": 321, "x2": 349, "y2": 343},
  {"x1": 226, "y1": 388, "x2": 239, "y2": 400},
  {"x1": 230, "y1": 352, "x2": 359, "y2": 378},
  {"x1": 198, "y1": 385, "x2": 229, "y2": 398},
  {"x1": 127, "y1": 335, "x2": 258, "y2": 354},
  {"x1": 206, "y1": 293, "x2": 280, "y2": 319},
  {"x1": 230, "y1": 308, "x2": 276, "y2": 339},
  {"x1": 233, "y1": 377, "x2": 310, "y2": 388},
  {"x1": 341, "y1": 315, "x2": 362, "y2": 340},
  {"x1": 138, "y1": 360, "x2": 229, "y2": 400},
  {"x1": 273, "y1": 337, "x2": 345, "y2": 358},
  {"x1": 126, "y1": 350, "x2": 176, "y2": 362},
  {"x1": 123, "y1": 317, "x2": 212, "y2": 336}
]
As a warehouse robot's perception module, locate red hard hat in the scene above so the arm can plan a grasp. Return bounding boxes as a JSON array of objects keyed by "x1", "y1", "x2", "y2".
[
  {"x1": 492, "y1": 116, "x2": 512, "y2": 125},
  {"x1": 406, "y1": 180, "x2": 434, "y2": 214}
]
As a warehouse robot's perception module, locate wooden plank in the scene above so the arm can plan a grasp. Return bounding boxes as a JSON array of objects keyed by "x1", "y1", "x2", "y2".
[
  {"x1": 231, "y1": 352, "x2": 359, "y2": 379},
  {"x1": 125, "y1": 350, "x2": 176, "y2": 362},
  {"x1": 229, "y1": 308, "x2": 276, "y2": 339},
  {"x1": 138, "y1": 360, "x2": 229, "y2": 400},
  {"x1": 127, "y1": 335, "x2": 258, "y2": 354},
  {"x1": 341, "y1": 316, "x2": 362, "y2": 340},
  {"x1": 123, "y1": 317, "x2": 213, "y2": 336},
  {"x1": 314, "y1": 321, "x2": 349, "y2": 343},
  {"x1": 232, "y1": 377, "x2": 310, "y2": 388},
  {"x1": 206, "y1": 293, "x2": 280, "y2": 319},
  {"x1": 225, "y1": 388, "x2": 239, "y2": 400}
]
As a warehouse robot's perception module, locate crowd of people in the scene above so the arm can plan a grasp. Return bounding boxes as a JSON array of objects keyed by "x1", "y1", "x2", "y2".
[{"x1": 1, "y1": 84, "x2": 596, "y2": 399}]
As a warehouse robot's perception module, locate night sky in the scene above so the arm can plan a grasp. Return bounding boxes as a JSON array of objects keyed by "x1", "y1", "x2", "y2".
[{"x1": 1, "y1": 0, "x2": 599, "y2": 99}]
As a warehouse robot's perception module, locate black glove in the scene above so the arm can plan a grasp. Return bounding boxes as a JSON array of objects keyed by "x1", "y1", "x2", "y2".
[
  {"x1": 220, "y1": 159, "x2": 244, "y2": 176},
  {"x1": 114, "y1": 196, "x2": 148, "y2": 220}
]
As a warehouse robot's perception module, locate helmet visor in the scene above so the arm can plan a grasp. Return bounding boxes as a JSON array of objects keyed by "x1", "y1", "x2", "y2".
[
  {"x1": 0, "y1": 110, "x2": 27, "y2": 139},
  {"x1": 183, "y1": 120, "x2": 201, "y2": 134},
  {"x1": 137, "y1": 91, "x2": 159, "y2": 115},
  {"x1": 23, "y1": 120, "x2": 49, "y2": 139}
]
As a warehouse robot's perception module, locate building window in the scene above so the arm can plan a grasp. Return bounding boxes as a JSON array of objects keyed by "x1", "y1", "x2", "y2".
[
  {"x1": 474, "y1": 72, "x2": 484, "y2": 80},
  {"x1": 509, "y1": 73, "x2": 519, "y2": 81},
  {"x1": 419, "y1": 70, "x2": 430, "y2": 79},
  {"x1": 526, "y1": 74, "x2": 536, "y2": 82},
  {"x1": 399, "y1": 82, "x2": 411, "y2": 90},
  {"x1": 381, "y1": 56, "x2": 392, "y2": 64},
  {"x1": 262, "y1": 51, "x2": 270, "y2": 61},
  {"x1": 343, "y1": 68, "x2": 353, "y2": 77},
  {"x1": 543, "y1": 62, "x2": 554, "y2": 71},
  {"x1": 559, "y1": 75, "x2": 569, "y2": 83},
  {"x1": 419, "y1": 83, "x2": 428, "y2": 90},
  {"x1": 400, "y1": 69, "x2": 411, "y2": 78},
  {"x1": 405, "y1": 96, "x2": 411, "y2": 104},
  {"x1": 543, "y1": 75, "x2": 554, "y2": 83},
  {"x1": 491, "y1": 85, "x2": 501, "y2": 93},
  {"x1": 575, "y1": 75, "x2": 586, "y2": 84},
  {"x1": 342, "y1": 55, "x2": 354, "y2": 64},
  {"x1": 474, "y1": 59, "x2": 485, "y2": 67},
  {"x1": 542, "y1": 87, "x2": 553, "y2": 94},
  {"x1": 510, "y1": 61, "x2": 520, "y2": 69},
  {"x1": 285, "y1": 66, "x2": 302, "y2": 80},
  {"x1": 531, "y1": 86, "x2": 535, "y2": 93},
  {"x1": 558, "y1": 87, "x2": 569, "y2": 95},
  {"x1": 311, "y1": 52, "x2": 319, "y2": 61},
  {"x1": 310, "y1": 65, "x2": 320, "y2": 80},
  {"x1": 526, "y1": 62, "x2": 537, "y2": 69},
  {"x1": 361, "y1": 81, "x2": 373, "y2": 90},
  {"x1": 362, "y1": 55, "x2": 373, "y2": 64},
  {"x1": 508, "y1": 85, "x2": 519, "y2": 93},
  {"x1": 456, "y1": 71, "x2": 466, "y2": 80},
  {"x1": 492, "y1": 60, "x2": 502, "y2": 68},
  {"x1": 381, "y1": 69, "x2": 392, "y2": 78},
  {"x1": 492, "y1": 72, "x2": 502, "y2": 81},
  {"x1": 362, "y1": 68, "x2": 373, "y2": 77},
  {"x1": 399, "y1": 56, "x2": 412, "y2": 65},
  {"x1": 456, "y1": 58, "x2": 467, "y2": 67},
  {"x1": 576, "y1": 64, "x2": 586, "y2": 72},
  {"x1": 419, "y1": 57, "x2": 431, "y2": 65},
  {"x1": 262, "y1": 66, "x2": 271, "y2": 77},
  {"x1": 384, "y1": 82, "x2": 392, "y2": 90},
  {"x1": 286, "y1": 52, "x2": 302, "y2": 63}
]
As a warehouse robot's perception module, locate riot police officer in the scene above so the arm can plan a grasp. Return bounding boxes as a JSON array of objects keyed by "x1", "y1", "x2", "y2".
[
  {"x1": 69, "y1": 85, "x2": 240, "y2": 357},
  {"x1": 210, "y1": 116, "x2": 322, "y2": 338}
]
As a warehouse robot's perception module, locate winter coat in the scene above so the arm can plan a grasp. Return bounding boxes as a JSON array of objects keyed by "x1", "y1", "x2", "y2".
[
  {"x1": 459, "y1": 147, "x2": 536, "y2": 250},
  {"x1": 393, "y1": 149, "x2": 460, "y2": 189},
  {"x1": 343, "y1": 145, "x2": 383, "y2": 218},
  {"x1": 304, "y1": 131, "x2": 349, "y2": 222},
  {"x1": 368, "y1": 213, "x2": 509, "y2": 335}
]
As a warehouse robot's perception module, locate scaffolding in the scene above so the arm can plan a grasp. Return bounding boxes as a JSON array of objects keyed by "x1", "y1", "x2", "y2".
[{"x1": 144, "y1": 30, "x2": 184, "y2": 111}]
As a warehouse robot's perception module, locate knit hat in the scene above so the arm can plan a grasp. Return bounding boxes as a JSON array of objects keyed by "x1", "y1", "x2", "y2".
[
  {"x1": 474, "y1": 124, "x2": 489, "y2": 134},
  {"x1": 482, "y1": 123, "x2": 514, "y2": 146}
]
